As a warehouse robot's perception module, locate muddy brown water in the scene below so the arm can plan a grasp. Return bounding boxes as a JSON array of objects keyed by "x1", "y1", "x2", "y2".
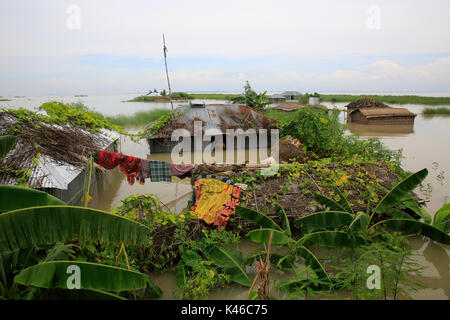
[{"x1": 6, "y1": 97, "x2": 447, "y2": 299}]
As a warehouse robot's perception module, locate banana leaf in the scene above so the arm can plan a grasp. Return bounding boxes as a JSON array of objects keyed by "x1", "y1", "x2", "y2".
[
  {"x1": 299, "y1": 231, "x2": 367, "y2": 248},
  {"x1": 347, "y1": 213, "x2": 370, "y2": 233},
  {"x1": 0, "y1": 185, "x2": 65, "y2": 213},
  {"x1": 314, "y1": 192, "x2": 348, "y2": 212},
  {"x1": 236, "y1": 206, "x2": 282, "y2": 231},
  {"x1": 434, "y1": 203, "x2": 450, "y2": 226},
  {"x1": 0, "y1": 135, "x2": 16, "y2": 158},
  {"x1": 381, "y1": 219, "x2": 450, "y2": 245},
  {"x1": 294, "y1": 211, "x2": 353, "y2": 231},
  {"x1": 374, "y1": 168, "x2": 428, "y2": 214},
  {"x1": 333, "y1": 187, "x2": 354, "y2": 214},
  {"x1": 14, "y1": 261, "x2": 160, "y2": 296},
  {"x1": 399, "y1": 194, "x2": 432, "y2": 224},
  {"x1": 205, "y1": 245, "x2": 251, "y2": 287},
  {"x1": 297, "y1": 246, "x2": 331, "y2": 283},
  {"x1": 246, "y1": 228, "x2": 292, "y2": 245},
  {"x1": 276, "y1": 204, "x2": 291, "y2": 236},
  {"x1": 38, "y1": 288, "x2": 126, "y2": 300},
  {"x1": 276, "y1": 254, "x2": 296, "y2": 270},
  {"x1": 389, "y1": 208, "x2": 415, "y2": 220},
  {"x1": 0, "y1": 206, "x2": 150, "y2": 251}
]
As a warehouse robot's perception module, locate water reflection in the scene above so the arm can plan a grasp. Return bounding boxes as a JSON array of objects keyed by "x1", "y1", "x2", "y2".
[{"x1": 347, "y1": 123, "x2": 415, "y2": 136}]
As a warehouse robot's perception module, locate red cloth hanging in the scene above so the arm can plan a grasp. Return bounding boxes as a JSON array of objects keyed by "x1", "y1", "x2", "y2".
[{"x1": 98, "y1": 150, "x2": 142, "y2": 185}]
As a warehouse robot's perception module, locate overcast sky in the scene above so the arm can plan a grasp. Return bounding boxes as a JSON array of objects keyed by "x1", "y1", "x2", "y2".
[{"x1": 0, "y1": 0, "x2": 449, "y2": 95}]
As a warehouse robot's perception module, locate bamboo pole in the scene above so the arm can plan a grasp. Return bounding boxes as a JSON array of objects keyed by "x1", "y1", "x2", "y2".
[{"x1": 163, "y1": 33, "x2": 175, "y2": 117}]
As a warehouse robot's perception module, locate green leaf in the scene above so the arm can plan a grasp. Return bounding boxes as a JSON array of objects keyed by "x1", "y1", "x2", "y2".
[
  {"x1": 433, "y1": 203, "x2": 450, "y2": 226},
  {"x1": 400, "y1": 194, "x2": 432, "y2": 224},
  {"x1": 0, "y1": 135, "x2": 17, "y2": 158},
  {"x1": 246, "y1": 228, "x2": 292, "y2": 245},
  {"x1": 374, "y1": 168, "x2": 428, "y2": 213},
  {"x1": 0, "y1": 185, "x2": 65, "y2": 213},
  {"x1": 276, "y1": 254, "x2": 296, "y2": 270},
  {"x1": 176, "y1": 261, "x2": 188, "y2": 287},
  {"x1": 14, "y1": 261, "x2": 158, "y2": 294},
  {"x1": 389, "y1": 208, "x2": 415, "y2": 220},
  {"x1": 205, "y1": 246, "x2": 251, "y2": 287},
  {"x1": 299, "y1": 231, "x2": 367, "y2": 248},
  {"x1": 180, "y1": 249, "x2": 202, "y2": 268},
  {"x1": 314, "y1": 192, "x2": 348, "y2": 212},
  {"x1": 276, "y1": 204, "x2": 291, "y2": 236},
  {"x1": 294, "y1": 211, "x2": 354, "y2": 231},
  {"x1": 0, "y1": 206, "x2": 150, "y2": 251},
  {"x1": 381, "y1": 219, "x2": 450, "y2": 245},
  {"x1": 236, "y1": 206, "x2": 282, "y2": 231},
  {"x1": 297, "y1": 246, "x2": 331, "y2": 283},
  {"x1": 348, "y1": 213, "x2": 370, "y2": 233},
  {"x1": 333, "y1": 187, "x2": 354, "y2": 214}
]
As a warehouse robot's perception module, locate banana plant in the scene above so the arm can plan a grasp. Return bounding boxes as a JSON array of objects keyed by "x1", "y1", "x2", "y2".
[
  {"x1": 307, "y1": 168, "x2": 450, "y2": 245},
  {"x1": 236, "y1": 205, "x2": 332, "y2": 284},
  {"x1": 0, "y1": 185, "x2": 161, "y2": 300}
]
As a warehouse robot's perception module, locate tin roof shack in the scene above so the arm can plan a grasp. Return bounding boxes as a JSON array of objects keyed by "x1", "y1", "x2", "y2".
[
  {"x1": 281, "y1": 91, "x2": 302, "y2": 101},
  {"x1": 0, "y1": 111, "x2": 119, "y2": 203},
  {"x1": 268, "y1": 94, "x2": 287, "y2": 103},
  {"x1": 146, "y1": 103, "x2": 279, "y2": 153},
  {"x1": 345, "y1": 97, "x2": 390, "y2": 112},
  {"x1": 348, "y1": 107, "x2": 417, "y2": 125}
]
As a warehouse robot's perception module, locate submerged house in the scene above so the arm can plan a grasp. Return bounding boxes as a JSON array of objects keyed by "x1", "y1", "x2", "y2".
[
  {"x1": 281, "y1": 91, "x2": 302, "y2": 101},
  {"x1": 268, "y1": 94, "x2": 287, "y2": 103},
  {"x1": 146, "y1": 103, "x2": 279, "y2": 153},
  {"x1": 348, "y1": 107, "x2": 417, "y2": 125},
  {"x1": 0, "y1": 111, "x2": 119, "y2": 203},
  {"x1": 272, "y1": 102, "x2": 306, "y2": 112}
]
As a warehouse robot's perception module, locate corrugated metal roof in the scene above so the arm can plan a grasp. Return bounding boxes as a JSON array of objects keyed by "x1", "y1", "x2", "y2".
[
  {"x1": 273, "y1": 102, "x2": 305, "y2": 112},
  {"x1": 149, "y1": 104, "x2": 276, "y2": 139},
  {"x1": 269, "y1": 94, "x2": 286, "y2": 99},
  {"x1": 281, "y1": 91, "x2": 301, "y2": 96}
]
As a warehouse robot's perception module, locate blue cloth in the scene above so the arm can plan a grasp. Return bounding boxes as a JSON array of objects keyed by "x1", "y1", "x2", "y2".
[{"x1": 150, "y1": 160, "x2": 171, "y2": 182}]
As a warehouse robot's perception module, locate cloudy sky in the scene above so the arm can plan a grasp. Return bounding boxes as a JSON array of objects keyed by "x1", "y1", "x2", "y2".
[{"x1": 1, "y1": 0, "x2": 449, "y2": 95}]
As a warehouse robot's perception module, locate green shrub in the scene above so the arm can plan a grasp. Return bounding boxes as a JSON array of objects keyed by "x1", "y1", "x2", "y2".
[{"x1": 281, "y1": 107, "x2": 344, "y2": 157}]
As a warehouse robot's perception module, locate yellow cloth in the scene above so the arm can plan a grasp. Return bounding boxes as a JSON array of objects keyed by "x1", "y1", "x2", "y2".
[{"x1": 190, "y1": 178, "x2": 240, "y2": 230}]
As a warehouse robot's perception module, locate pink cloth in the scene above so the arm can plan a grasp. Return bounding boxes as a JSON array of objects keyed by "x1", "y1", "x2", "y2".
[{"x1": 170, "y1": 163, "x2": 193, "y2": 176}]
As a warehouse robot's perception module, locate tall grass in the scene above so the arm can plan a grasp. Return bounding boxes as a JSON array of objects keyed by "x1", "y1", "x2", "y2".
[
  {"x1": 106, "y1": 109, "x2": 171, "y2": 127},
  {"x1": 422, "y1": 107, "x2": 450, "y2": 115},
  {"x1": 319, "y1": 94, "x2": 450, "y2": 105}
]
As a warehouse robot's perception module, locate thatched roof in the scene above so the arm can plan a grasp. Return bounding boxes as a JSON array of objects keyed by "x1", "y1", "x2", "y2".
[
  {"x1": 352, "y1": 107, "x2": 416, "y2": 118},
  {"x1": 0, "y1": 111, "x2": 118, "y2": 189},
  {"x1": 345, "y1": 98, "x2": 390, "y2": 109}
]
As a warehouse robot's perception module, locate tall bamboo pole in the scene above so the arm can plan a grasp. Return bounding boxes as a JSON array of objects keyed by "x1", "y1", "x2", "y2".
[{"x1": 163, "y1": 33, "x2": 175, "y2": 116}]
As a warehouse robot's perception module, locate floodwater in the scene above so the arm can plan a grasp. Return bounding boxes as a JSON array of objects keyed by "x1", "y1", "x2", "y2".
[{"x1": 2, "y1": 94, "x2": 449, "y2": 300}]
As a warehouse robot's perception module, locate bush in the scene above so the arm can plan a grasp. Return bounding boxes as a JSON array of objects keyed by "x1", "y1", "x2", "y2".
[{"x1": 281, "y1": 107, "x2": 344, "y2": 157}]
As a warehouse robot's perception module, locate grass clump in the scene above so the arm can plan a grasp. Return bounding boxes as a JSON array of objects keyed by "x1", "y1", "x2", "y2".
[
  {"x1": 422, "y1": 107, "x2": 450, "y2": 115},
  {"x1": 318, "y1": 94, "x2": 450, "y2": 105},
  {"x1": 106, "y1": 109, "x2": 171, "y2": 127}
]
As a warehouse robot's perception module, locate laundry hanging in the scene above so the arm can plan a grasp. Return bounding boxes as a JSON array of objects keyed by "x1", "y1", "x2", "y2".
[
  {"x1": 190, "y1": 175, "x2": 241, "y2": 231},
  {"x1": 97, "y1": 150, "x2": 142, "y2": 185},
  {"x1": 149, "y1": 160, "x2": 171, "y2": 182}
]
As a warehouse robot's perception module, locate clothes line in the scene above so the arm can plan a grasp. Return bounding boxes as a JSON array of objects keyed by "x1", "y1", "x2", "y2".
[{"x1": 95, "y1": 150, "x2": 193, "y2": 185}]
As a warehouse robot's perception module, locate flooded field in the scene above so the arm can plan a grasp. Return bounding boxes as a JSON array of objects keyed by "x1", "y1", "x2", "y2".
[{"x1": 2, "y1": 94, "x2": 449, "y2": 299}]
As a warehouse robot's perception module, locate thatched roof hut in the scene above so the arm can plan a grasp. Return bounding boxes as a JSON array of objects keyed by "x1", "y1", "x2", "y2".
[
  {"x1": 0, "y1": 110, "x2": 119, "y2": 203},
  {"x1": 345, "y1": 98, "x2": 390, "y2": 112},
  {"x1": 348, "y1": 107, "x2": 416, "y2": 125}
]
